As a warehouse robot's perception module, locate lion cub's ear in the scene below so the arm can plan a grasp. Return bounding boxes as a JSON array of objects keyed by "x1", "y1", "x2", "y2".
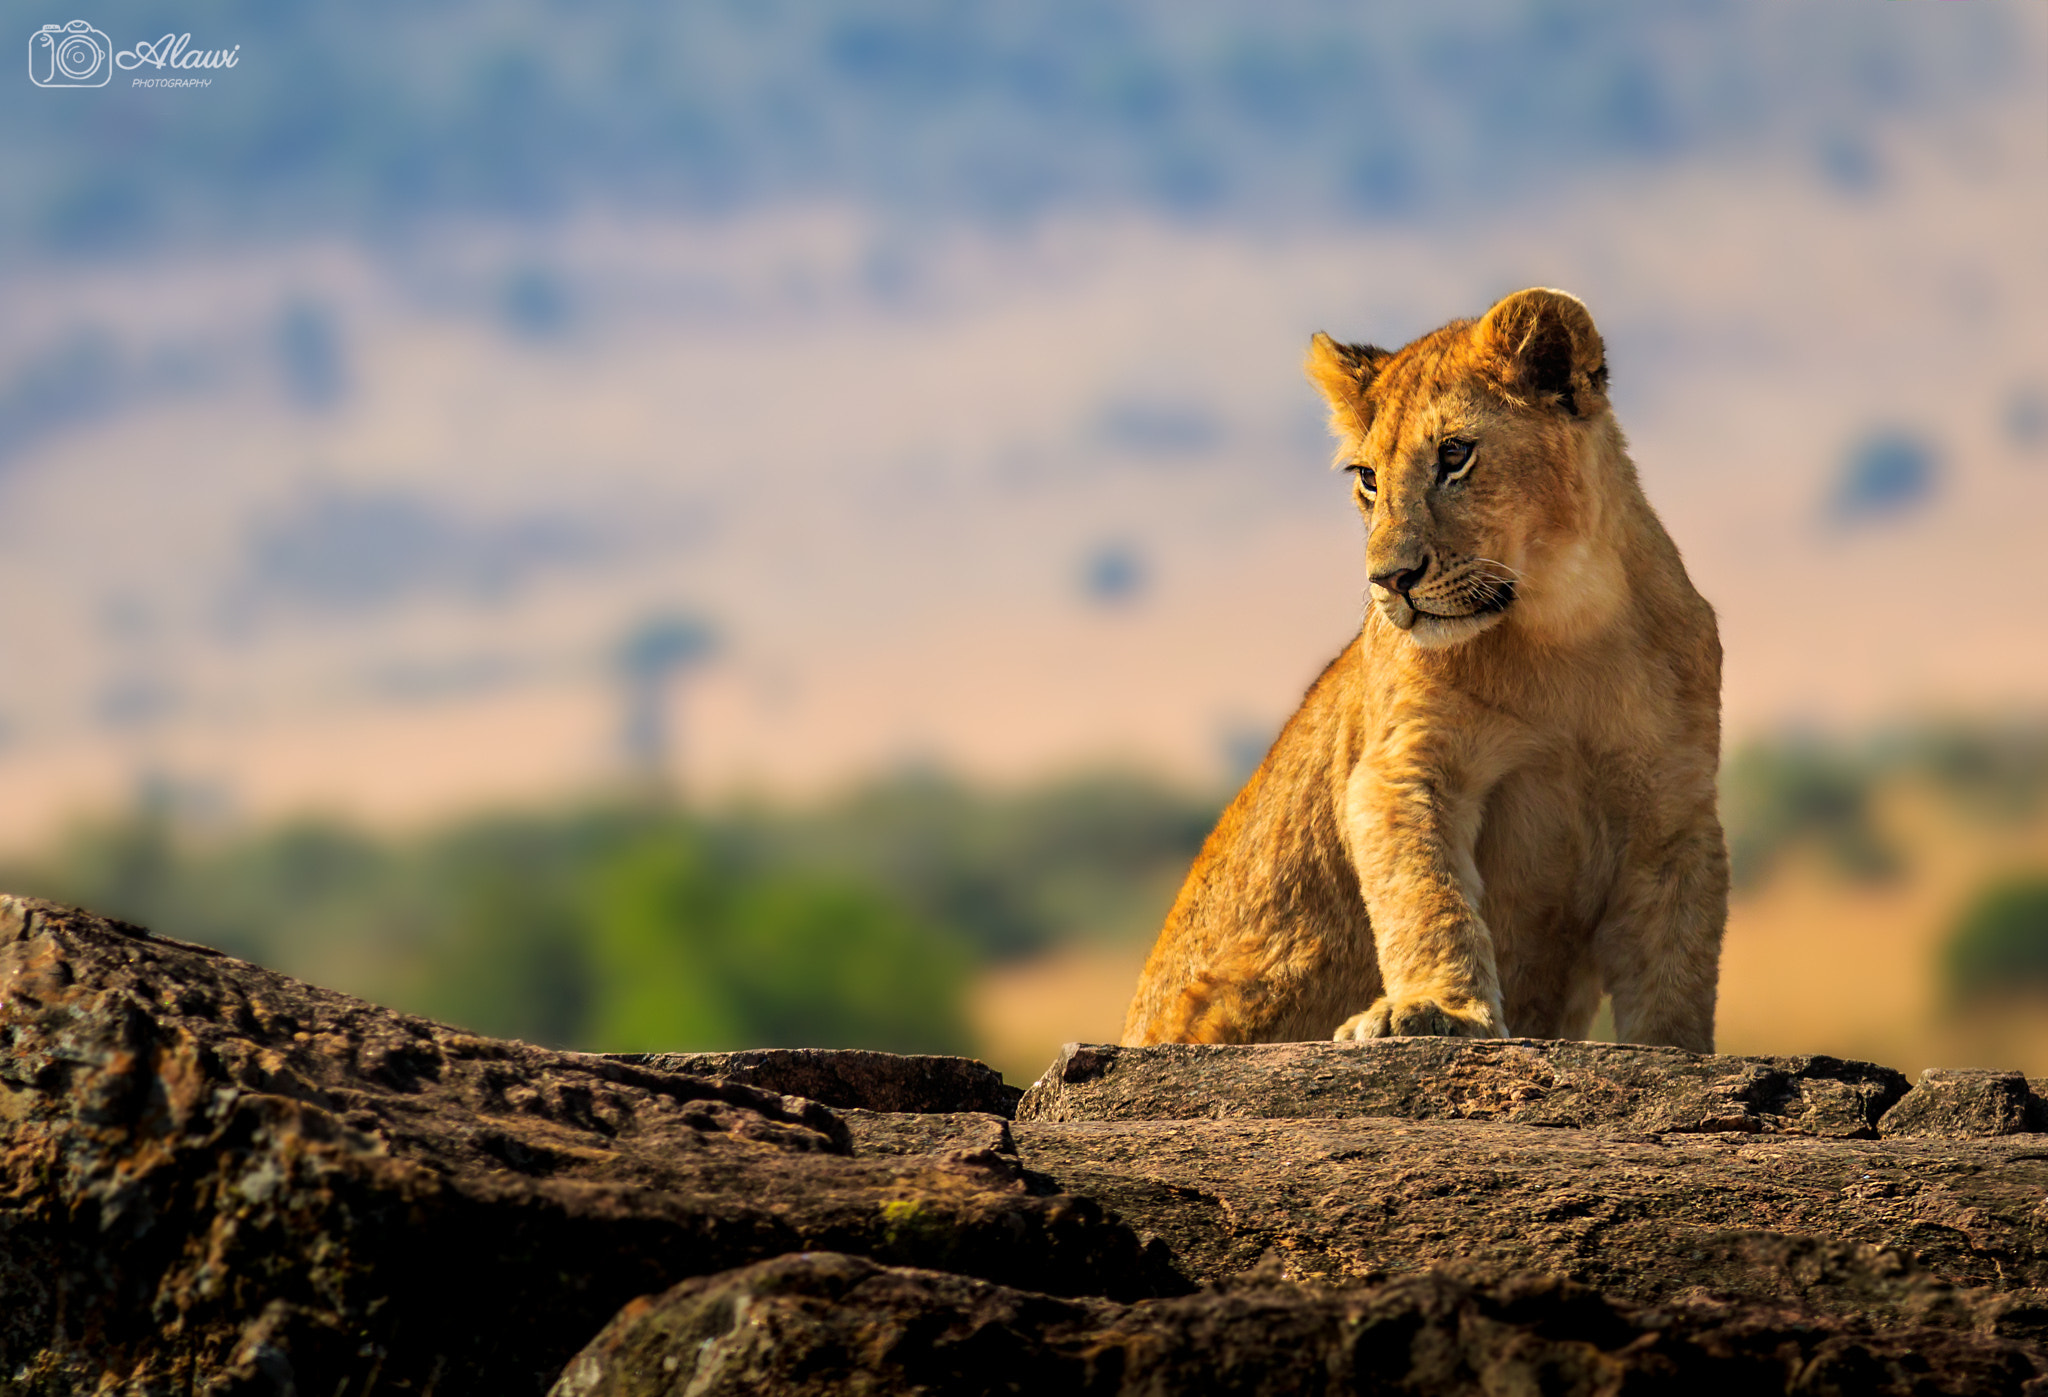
[
  {"x1": 1305, "y1": 332, "x2": 1389, "y2": 438},
  {"x1": 1477, "y1": 288, "x2": 1609, "y2": 417}
]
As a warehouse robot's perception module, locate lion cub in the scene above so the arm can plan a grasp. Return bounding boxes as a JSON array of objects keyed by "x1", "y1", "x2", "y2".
[{"x1": 1124, "y1": 288, "x2": 1725, "y2": 1051}]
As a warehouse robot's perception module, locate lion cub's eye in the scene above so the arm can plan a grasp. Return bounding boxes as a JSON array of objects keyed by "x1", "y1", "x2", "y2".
[
  {"x1": 1436, "y1": 438, "x2": 1476, "y2": 483},
  {"x1": 1345, "y1": 463, "x2": 1377, "y2": 499}
]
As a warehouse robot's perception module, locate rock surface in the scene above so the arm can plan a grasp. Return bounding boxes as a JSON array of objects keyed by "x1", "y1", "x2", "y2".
[
  {"x1": 1878, "y1": 1068, "x2": 2039, "y2": 1139},
  {"x1": 1004, "y1": 1039, "x2": 2048, "y2": 1330},
  {"x1": 1016, "y1": 1038, "x2": 1913, "y2": 1137},
  {"x1": 11, "y1": 890, "x2": 2048, "y2": 1396},
  {"x1": 0, "y1": 897, "x2": 1165, "y2": 1396},
  {"x1": 613, "y1": 1048, "x2": 1021, "y2": 1117},
  {"x1": 1007, "y1": 1041, "x2": 2048, "y2": 1334},
  {"x1": 551, "y1": 1251, "x2": 2048, "y2": 1397},
  {"x1": 1012, "y1": 1115, "x2": 2048, "y2": 1326}
]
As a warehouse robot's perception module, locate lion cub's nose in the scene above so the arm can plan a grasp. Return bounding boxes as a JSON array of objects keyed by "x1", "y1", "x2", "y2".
[{"x1": 1371, "y1": 563, "x2": 1427, "y2": 596}]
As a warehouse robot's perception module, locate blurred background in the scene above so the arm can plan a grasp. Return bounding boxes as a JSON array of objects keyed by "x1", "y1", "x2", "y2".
[{"x1": 0, "y1": 1, "x2": 2044, "y2": 1086}]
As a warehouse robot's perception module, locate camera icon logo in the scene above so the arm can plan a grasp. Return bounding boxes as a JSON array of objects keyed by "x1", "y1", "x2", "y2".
[{"x1": 29, "y1": 19, "x2": 111, "y2": 87}]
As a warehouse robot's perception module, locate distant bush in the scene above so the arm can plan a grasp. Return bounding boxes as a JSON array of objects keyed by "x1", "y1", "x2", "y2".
[
  {"x1": 1720, "y1": 719, "x2": 2048, "y2": 892},
  {"x1": 760, "y1": 770, "x2": 1214, "y2": 961},
  {"x1": 572, "y1": 826, "x2": 970, "y2": 1054},
  {"x1": 1720, "y1": 739, "x2": 1899, "y2": 890},
  {"x1": 1903, "y1": 723, "x2": 2048, "y2": 824},
  {"x1": 1943, "y1": 875, "x2": 2048, "y2": 1006}
]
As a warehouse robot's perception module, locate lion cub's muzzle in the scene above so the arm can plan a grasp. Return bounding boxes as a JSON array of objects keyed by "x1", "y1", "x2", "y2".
[{"x1": 1372, "y1": 561, "x2": 1518, "y2": 632}]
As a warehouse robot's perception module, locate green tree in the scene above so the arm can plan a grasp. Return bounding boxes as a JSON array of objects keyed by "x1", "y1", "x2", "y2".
[
  {"x1": 582, "y1": 829, "x2": 969, "y2": 1054},
  {"x1": 1944, "y1": 875, "x2": 2048, "y2": 1006}
]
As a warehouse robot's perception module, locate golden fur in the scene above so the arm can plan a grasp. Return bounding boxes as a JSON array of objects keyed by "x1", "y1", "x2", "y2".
[{"x1": 1122, "y1": 289, "x2": 1726, "y2": 1050}]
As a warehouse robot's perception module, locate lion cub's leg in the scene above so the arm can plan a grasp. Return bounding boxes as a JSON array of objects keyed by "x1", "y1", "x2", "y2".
[
  {"x1": 1333, "y1": 761, "x2": 1508, "y2": 1041},
  {"x1": 1595, "y1": 819, "x2": 1727, "y2": 1053}
]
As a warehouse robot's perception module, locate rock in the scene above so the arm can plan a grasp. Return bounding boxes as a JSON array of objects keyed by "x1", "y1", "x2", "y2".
[
  {"x1": 1011, "y1": 1041, "x2": 2048, "y2": 1327},
  {"x1": 1017, "y1": 1038, "x2": 1912, "y2": 1138},
  {"x1": 1010, "y1": 1113, "x2": 2048, "y2": 1330},
  {"x1": 549, "y1": 1250, "x2": 2048, "y2": 1397},
  {"x1": 1879, "y1": 1068, "x2": 2035, "y2": 1139},
  {"x1": 0, "y1": 897, "x2": 1172, "y2": 1396},
  {"x1": 839, "y1": 1108, "x2": 1016, "y2": 1159},
  {"x1": 17, "y1": 888, "x2": 2048, "y2": 1395},
  {"x1": 612, "y1": 1048, "x2": 1021, "y2": 1117}
]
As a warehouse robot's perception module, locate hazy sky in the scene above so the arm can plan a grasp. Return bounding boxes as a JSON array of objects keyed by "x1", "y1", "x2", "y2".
[{"x1": 0, "y1": 1, "x2": 2042, "y2": 842}]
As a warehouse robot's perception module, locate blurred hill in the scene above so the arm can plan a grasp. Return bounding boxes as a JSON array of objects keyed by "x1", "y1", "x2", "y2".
[
  {"x1": 0, "y1": 770, "x2": 1215, "y2": 1074},
  {"x1": 8, "y1": 719, "x2": 2048, "y2": 1085}
]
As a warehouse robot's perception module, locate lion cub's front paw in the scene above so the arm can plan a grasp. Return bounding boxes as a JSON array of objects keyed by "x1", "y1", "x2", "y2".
[{"x1": 1333, "y1": 995, "x2": 1504, "y2": 1041}]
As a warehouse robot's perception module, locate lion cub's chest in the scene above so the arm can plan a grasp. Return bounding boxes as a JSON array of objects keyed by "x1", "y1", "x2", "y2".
[{"x1": 1473, "y1": 748, "x2": 1631, "y2": 938}]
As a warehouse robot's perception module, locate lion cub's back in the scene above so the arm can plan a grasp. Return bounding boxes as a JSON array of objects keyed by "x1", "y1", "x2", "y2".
[{"x1": 1121, "y1": 639, "x2": 1376, "y2": 1044}]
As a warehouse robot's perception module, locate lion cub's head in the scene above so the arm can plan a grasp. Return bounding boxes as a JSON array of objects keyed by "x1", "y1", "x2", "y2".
[{"x1": 1307, "y1": 288, "x2": 1621, "y2": 651}]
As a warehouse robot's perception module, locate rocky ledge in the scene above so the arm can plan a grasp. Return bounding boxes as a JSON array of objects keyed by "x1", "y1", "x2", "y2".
[{"x1": 5, "y1": 895, "x2": 2048, "y2": 1395}]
